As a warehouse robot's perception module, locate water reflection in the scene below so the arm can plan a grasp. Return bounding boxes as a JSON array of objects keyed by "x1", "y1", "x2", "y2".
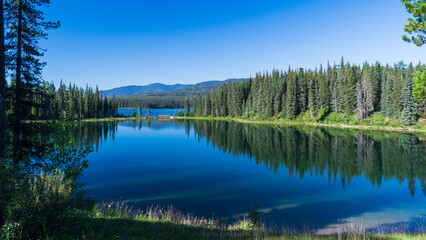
[
  {"x1": 53, "y1": 119, "x2": 426, "y2": 197},
  {"x1": 186, "y1": 120, "x2": 426, "y2": 197}
]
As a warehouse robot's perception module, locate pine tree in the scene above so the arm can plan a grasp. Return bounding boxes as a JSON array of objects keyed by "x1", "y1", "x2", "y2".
[
  {"x1": 286, "y1": 70, "x2": 297, "y2": 119},
  {"x1": 308, "y1": 71, "x2": 317, "y2": 120},
  {"x1": 103, "y1": 95, "x2": 108, "y2": 117},
  {"x1": 184, "y1": 98, "x2": 190, "y2": 116},
  {"x1": 6, "y1": 0, "x2": 60, "y2": 162},
  {"x1": 392, "y1": 63, "x2": 404, "y2": 118},
  {"x1": 344, "y1": 66, "x2": 359, "y2": 115},
  {"x1": 381, "y1": 68, "x2": 393, "y2": 117},
  {"x1": 318, "y1": 65, "x2": 329, "y2": 109},
  {"x1": 336, "y1": 62, "x2": 346, "y2": 113},
  {"x1": 95, "y1": 86, "x2": 100, "y2": 118},
  {"x1": 400, "y1": 63, "x2": 418, "y2": 125},
  {"x1": 329, "y1": 65, "x2": 338, "y2": 113},
  {"x1": 372, "y1": 63, "x2": 382, "y2": 111}
]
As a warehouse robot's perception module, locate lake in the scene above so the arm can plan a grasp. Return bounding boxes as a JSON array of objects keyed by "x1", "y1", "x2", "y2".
[
  {"x1": 53, "y1": 118, "x2": 426, "y2": 234},
  {"x1": 117, "y1": 108, "x2": 184, "y2": 117}
]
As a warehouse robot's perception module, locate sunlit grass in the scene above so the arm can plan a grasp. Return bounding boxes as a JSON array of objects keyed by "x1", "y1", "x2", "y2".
[{"x1": 48, "y1": 201, "x2": 425, "y2": 240}]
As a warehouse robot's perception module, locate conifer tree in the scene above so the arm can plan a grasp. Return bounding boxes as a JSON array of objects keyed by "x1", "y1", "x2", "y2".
[
  {"x1": 297, "y1": 68, "x2": 308, "y2": 113},
  {"x1": 308, "y1": 71, "x2": 317, "y2": 120},
  {"x1": 381, "y1": 68, "x2": 393, "y2": 117},
  {"x1": 372, "y1": 63, "x2": 382, "y2": 111},
  {"x1": 344, "y1": 66, "x2": 359, "y2": 114},
  {"x1": 318, "y1": 65, "x2": 329, "y2": 109},
  {"x1": 400, "y1": 63, "x2": 418, "y2": 125},
  {"x1": 286, "y1": 71, "x2": 297, "y2": 119},
  {"x1": 329, "y1": 65, "x2": 338, "y2": 113},
  {"x1": 6, "y1": 0, "x2": 60, "y2": 162},
  {"x1": 103, "y1": 95, "x2": 108, "y2": 116},
  {"x1": 392, "y1": 63, "x2": 404, "y2": 117},
  {"x1": 184, "y1": 97, "x2": 190, "y2": 116}
]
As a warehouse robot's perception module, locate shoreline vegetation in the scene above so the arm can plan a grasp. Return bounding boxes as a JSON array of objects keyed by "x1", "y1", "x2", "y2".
[
  {"x1": 174, "y1": 115, "x2": 426, "y2": 132},
  {"x1": 55, "y1": 201, "x2": 425, "y2": 240},
  {"x1": 32, "y1": 112, "x2": 426, "y2": 133}
]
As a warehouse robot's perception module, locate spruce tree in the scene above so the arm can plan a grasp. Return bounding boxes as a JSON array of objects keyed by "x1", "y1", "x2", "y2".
[
  {"x1": 184, "y1": 98, "x2": 190, "y2": 116},
  {"x1": 318, "y1": 65, "x2": 329, "y2": 109},
  {"x1": 308, "y1": 72, "x2": 317, "y2": 120},
  {"x1": 344, "y1": 66, "x2": 359, "y2": 115},
  {"x1": 392, "y1": 63, "x2": 404, "y2": 118},
  {"x1": 286, "y1": 71, "x2": 297, "y2": 119},
  {"x1": 400, "y1": 63, "x2": 418, "y2": 125},
  {"x1": 381, "y1": 68, "x2": 393, "y2": 117}
]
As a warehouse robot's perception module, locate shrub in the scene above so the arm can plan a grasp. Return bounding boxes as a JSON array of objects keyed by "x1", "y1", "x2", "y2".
[{"x1": 4, "y1": 169, "x2": 74, "y2": 238}]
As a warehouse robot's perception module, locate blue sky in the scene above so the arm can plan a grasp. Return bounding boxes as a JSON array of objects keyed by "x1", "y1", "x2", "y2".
[{"x1": 41, "y1": 0, "x2": 426, "y2": 90}]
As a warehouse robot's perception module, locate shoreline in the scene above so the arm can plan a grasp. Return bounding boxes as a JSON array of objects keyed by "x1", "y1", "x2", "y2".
[
  {"x1": 174, "y1": 116, "x2": 426, "y2": 133},
  {"x1": 27, "y1": 116, "x2": 426, "y2": 133}
]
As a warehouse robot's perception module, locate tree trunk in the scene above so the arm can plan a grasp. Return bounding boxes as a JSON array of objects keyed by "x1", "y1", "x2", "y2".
[
  {"x1": 0, "y1": 0, "x2": 5, "y2": 159},
  {"x1": 13, "y1": 0, "x2": 22, "y2": 164}
]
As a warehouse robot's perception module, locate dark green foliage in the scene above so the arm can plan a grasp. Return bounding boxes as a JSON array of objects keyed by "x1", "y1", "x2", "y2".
[
  {"x1": 192, "y1": 60, "x2": 422, "y2": 123},
  {"x1": 400, "y1": 64, "x2": 418, "y2": 125},
  {"x1": 308, "y1": 71, "x2": 317, "y2": 120},
  {"x1": 318, "y1": 65, "x2": 329, "y2": 109},
  {"x1": 344, "y1": 66, "x2": 359, "y2": 114},
  {"x1": 401, "y1": 0, "x2": 426, "y2": 46},
  {"x1": 381, "y1": 68, "x2": 393, "y2": 117},
  {"x1": 285, "y1": 70, "x2": 297, "y2": 119},
  {"x1": 26, "y1": 81, "x2": 118, "y2": 120},
  {"x1": 184, "y1": 98, "x2": 190, "y2": 116}
]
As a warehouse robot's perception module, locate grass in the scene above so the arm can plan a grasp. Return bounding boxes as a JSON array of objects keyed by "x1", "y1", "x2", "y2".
[
  {"x1": 46, "y1": 202, "x2": 424, "y2": 240},
  {"x1": 174, "y1": 112, "x2": 426, "y2": 132}
]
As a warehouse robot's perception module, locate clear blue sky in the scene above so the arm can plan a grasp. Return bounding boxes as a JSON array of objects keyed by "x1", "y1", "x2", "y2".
[{"x1": 41, "y1": 0, "x2": 426, "y2": 90}]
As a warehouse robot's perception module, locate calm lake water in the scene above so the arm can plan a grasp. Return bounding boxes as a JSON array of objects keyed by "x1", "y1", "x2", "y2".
[
  {"x1": 54, "y1": 117, "x2": 426, "y2": 234},
  {"x1": 117, "y1": 108, "x2": 180, "y2": 117}
]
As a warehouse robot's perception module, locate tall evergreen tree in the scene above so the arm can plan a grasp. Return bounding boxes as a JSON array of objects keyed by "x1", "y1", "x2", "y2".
[
  {"x1": 6, "y1": 0, "x2": 60, "y2": 162},
  {"x1": 344, "y1": 66, "x2": 359, "y2": 115},
  {"x1": 184, "y1": 97, "x2": 190, "y2": 116},
  {"x1": 308, "y1": 71, "x2": 317, "y2": 120},
  {"x1": 286, "y1": 70, "x2": 297, "y2": 119},
  {"x1": 318, "y1": 65, "x2": 329, "y2": 109},
  {"x1": 400, "y1": 63, "x2": 418, "y2": 125},
  {"x1": 381, "y1": 68, "x2": 393, "y2": 117}
]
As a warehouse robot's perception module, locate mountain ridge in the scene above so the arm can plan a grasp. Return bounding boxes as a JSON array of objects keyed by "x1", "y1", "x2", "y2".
[{"x1": 101, "y1": 78, "x2": 246, "y2": 98}]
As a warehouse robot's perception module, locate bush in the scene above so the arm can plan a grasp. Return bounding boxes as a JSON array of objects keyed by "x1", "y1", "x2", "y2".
[{"x1": 3, "y1": 169, "x2": 74, "y2": 238}]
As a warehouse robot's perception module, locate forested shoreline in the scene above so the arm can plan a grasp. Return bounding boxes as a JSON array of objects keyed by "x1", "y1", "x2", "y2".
[
  {"x1": 23, "y1": 81, "x2": 119, "y2": 120},
  {"x1": 192, "y1": 60, "x2": 424, "y2": 126}
]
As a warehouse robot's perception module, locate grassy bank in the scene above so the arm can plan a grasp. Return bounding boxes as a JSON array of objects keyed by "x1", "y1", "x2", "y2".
[
  {"x1": 25, "y1": 111, "x2": 426, "y2": 133},
  {"x1": 50, "y1": 202, "x2": 424, "y2": 240},
  {"x1": 175, "y1": 112, "x2": 426, "y2": 132}
]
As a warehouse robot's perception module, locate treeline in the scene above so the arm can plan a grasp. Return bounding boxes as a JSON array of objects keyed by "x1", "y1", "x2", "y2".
[
  {"x1": 193, "y1": 59, "x2": 423, "y2": 125},
  {"x1": 3, "y1": 81, "x2": 118, "y2": 120},
  {"x1": 29, "y1": 81, "x2": 119, "y2": 120}
]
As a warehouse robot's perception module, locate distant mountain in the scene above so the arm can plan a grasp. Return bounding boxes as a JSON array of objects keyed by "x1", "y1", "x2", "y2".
[{"x1": 101, "y1": 78, "x2": 245, "y2": 98}]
